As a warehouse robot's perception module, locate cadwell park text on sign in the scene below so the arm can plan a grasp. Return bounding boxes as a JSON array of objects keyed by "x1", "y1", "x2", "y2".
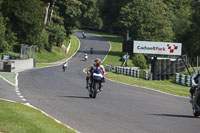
[{"x1": 133, "y1": 41, "x2": 182, "y2": 56}]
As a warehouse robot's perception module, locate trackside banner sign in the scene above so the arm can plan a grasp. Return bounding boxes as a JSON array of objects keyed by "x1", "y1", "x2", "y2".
[{"x1": 133, "y1": 41, "x2": 182, "y2": 55}]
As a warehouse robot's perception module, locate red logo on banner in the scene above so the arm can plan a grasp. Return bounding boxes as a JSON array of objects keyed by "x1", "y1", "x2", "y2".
[{"x1": 167, "y1": 44, "x2": 178, "y2": 53}]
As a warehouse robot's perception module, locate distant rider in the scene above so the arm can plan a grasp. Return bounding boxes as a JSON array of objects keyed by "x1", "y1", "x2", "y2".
[
  {"x1": 90, "y1": 47, "x2": 94, "y2": 54},
  {"x1": 82, "y1": 32, "x2": 86, "y2": 38},
  {"x1": 189, "y1": 69, "x2": 200, "y2": 103},
  {"x1": 84, "y1": 54, "x2": 88, "y2": 60},
  {"x1": 86, "y1": 58, "x2": 106, "y2": 91},
  {"x1": 62, "y1": 61, "x2": 68, "y2": 70}
]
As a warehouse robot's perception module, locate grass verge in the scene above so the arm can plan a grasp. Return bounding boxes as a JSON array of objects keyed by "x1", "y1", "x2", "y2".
[
  {"x1": 0, "y1": 72, "x2": 16, "y2": 85},
  {"x1": 34, "y1": 35, "x2": 79, "y2": 65},
  {"x1": 0, "y1": 100, "x2": 75, "y2": 133},
  {"x1": 107, "y1": 72, "x2": 189, "y2": 97}
]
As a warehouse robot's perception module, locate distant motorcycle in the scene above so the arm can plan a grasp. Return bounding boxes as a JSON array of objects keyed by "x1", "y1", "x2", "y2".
[
  {"x1": 90, "y1": 47, "x2": 94, "y2": 54},
  {"x1": 82, "y1": 32, "x2": 86, "y2": 38},
  {"x1": 88, "y1": 68, "x2": 104, "y2": 98},
  {"x1": 191, "y1": 83, "x2": 200, "y2": 117},
  {"x1": 62, "y1": 62, "x2": 68, "y2": 72},
  {"x1": 84, "y1": 54, "x2": 88, "y2": 61}
]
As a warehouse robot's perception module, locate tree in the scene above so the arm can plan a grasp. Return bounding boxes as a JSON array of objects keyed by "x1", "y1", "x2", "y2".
[
  {"x1": 119, "y1": 0, "x2": 174, "y2": 42},
  {"x1": 101, "y1": 0, "x2": 131, "y2": 31},
  {"x1": 79, "y1": 0, "x2": 103, "y2": 29},
  {"x1": 45, "y1": 22, "x2": 67, "y2": 49},
  {"x1": 0, "y1": 0, "x2": 5, "y2": 51},
  {"x1": 1, "y1": 0, "x2": 44, "y2": 48},
  {"x1": 182, "y1": 0, "x2": 200, "y2": 57},
  {"x1": 56, "y1": 0, "x2": 82, "y2": 36},
  {"x1": 0, "y1": 12, "x2": 5, "y2": 51},
  {"x1": 163, "y1": 0, "x2": 193, "y2": 42},
  {"x1": 132, "y1": 54, "x2": 147, "y2": 69}
]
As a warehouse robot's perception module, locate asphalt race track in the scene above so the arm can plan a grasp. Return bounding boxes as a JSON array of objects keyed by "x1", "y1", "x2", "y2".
[{"x1": 18, "y1": 32, "x2": 200, "y2": 133}]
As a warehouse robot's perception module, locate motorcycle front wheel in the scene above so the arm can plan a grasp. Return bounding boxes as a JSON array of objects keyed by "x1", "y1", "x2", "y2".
[{"x1": 91, "y1": 82, "x2": 99, "y2": 98}]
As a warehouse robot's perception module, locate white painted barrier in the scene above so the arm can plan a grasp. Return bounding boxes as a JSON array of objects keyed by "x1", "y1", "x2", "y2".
[
  {"x1": 10, "y1": 58, "x2": 34, "y2": 72},
  {"x1": 66, "y1": 40, "x2": 71, "y2": 54}
]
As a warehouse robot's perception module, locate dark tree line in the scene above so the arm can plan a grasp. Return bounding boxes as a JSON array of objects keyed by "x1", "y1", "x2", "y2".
[{"x1": 0, "y1": 0, "x2": 199, "y2": 58}]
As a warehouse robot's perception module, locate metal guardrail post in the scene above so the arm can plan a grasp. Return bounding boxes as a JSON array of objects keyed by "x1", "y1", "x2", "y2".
[
  {"x1": 181, "y1": 74, "x2": 186, "y2": 85},
  {"x1": 136, "y1": 70, "x2": 140, "y2": 78},
  {"x1": 130, "y1": 69, "x2": 133, "y2": 76},
  {"x1": 145, "y1": 71, "x2": 149, "y2": 80},
  {"x1": 120, "y1": 67, "x2": 123, "y2": 74},
  {"x1": 175, "y1": 73, "x2": 180, "y2": 84},
  {"x1": 186, "y1": 75, "x2": 192, "y2": 87}
]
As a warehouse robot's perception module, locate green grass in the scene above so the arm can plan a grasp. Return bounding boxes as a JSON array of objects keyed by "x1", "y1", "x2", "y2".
[
  {"x1": 34, "y1": 46, "x2": 67, "y2": 63},
  {"x1": 107, "y1": 72, "x2": 189, "y2": 97},
  {"x1": 0, "y1": 100, "x2": 75, "y2": 133},
  {"x1": 180, "y1": 67, "x2": 199, "y2": 75},
  {"x1": 34, "y1": 35, "x2": 79, "y2": 64},
  {"x1": 66, "y1": 35, "x2": 79, "y2": 59},
  {"x1": 0, "y1": 72, "x2": 16, "y2": 85},
  {"x1": 35, "y1": 35, "x2": 79, "y2": 68},
  {"x1": 36, "y1": 63, "x2": 52, "y2": 68}
]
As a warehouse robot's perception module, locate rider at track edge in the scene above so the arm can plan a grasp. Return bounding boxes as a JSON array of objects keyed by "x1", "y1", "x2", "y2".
[
  {"x1": 62, "y1": 61, "x2": 68, "y2": 71},
  {"x1": 189, "y1": 69, "x2": 200, "y2": 103},
  {"x1": 82, "y1": 32, "x2": 86, "y2": 38},
  {"x1": 84, "y1": 54, "x2": 88, "y2": 60},
  {"x1": 86, "y1": 58, "x2": 106, "y2": 91},
  {"x1": 90, "y1": 47, "x2": 94, "y2": 54}
]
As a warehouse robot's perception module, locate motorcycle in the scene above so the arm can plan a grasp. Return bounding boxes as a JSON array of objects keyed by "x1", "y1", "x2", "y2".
[
  {"x1": 88, "y1": 68, "x2": 104, "y2": 98},
  {"x1": 82, "y1": 32, "x2": 86, "y2": 38},
  {"x1": 90, "y1": 47, "x2": 94, "y2": 54},
  {"x1": 84, "y1": 54, "x2": 88, "y2": 61},
  {"x1": 191, "y1": 83, "x2": 200, "y2": 117},
  {"x1": 62, "y1": 63, "x2": 68, "y2": 72}
]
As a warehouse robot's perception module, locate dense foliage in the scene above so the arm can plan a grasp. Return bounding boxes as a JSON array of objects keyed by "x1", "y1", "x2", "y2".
[
  {"x1": 0, "y1": 0, "x2": 199, "y2": 58},
  {"x1": 119, "y1": 0, "x2": 174, "y2": 42},
  {"x1": 132, "y1": 54, "x2": 147, "y2": 69}
]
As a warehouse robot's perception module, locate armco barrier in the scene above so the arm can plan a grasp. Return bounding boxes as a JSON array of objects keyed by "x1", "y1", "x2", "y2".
[
  {"x1": 106, "y1": 65, "x2": 140, "y2": 78},
  {"x1": 144, "y1": 71, "x2": 152, "y2": 80},
  {"x1": 175, "y1": 73, "x2": 192, "y2": 87},
  {"x1": 106, "y1": 64, "x2": 192, "y2": 86}
]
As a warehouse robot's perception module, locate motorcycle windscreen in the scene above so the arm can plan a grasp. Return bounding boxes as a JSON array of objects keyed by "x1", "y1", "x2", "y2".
[{"x1": 93, "y1": 73, "x2": 103, "y2": 80}]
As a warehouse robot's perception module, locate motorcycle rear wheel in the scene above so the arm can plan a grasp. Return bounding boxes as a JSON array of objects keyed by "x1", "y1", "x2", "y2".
[
  {"x1": 91, "y1": 82, "x2": 99, "y2": 98},
  {"x1": 193, "y1": 109, "x2": 200, "y2": 117}
]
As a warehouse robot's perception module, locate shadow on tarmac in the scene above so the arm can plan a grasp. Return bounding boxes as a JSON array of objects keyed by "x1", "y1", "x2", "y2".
[
  {"x1": 148, "y1": 113, "x2": 195, "y2": 118},
  {"x1": 59, "y1": 95, "x2": 90, "y2": 99}
]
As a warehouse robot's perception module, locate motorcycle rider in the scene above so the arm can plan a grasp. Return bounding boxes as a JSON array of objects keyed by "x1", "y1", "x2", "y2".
[
  {"x1": 189, "y1": 69, "x2": 200, "y2": 103},
  {"x1": 62, "y1": 61, "x2": 68, "y2": 71},
  {"x1": 84, "y1": 54, "x2": 88, "y2": 60},
  {"x1": 90, "y1": 47, "x2": 94, "y2": 54},
  {"x1": 86, "y1": 58, "x2": 106, "y2": 90},
  {"x1": 82, "y1": 32, "x2": 86, "y2": 38}
]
